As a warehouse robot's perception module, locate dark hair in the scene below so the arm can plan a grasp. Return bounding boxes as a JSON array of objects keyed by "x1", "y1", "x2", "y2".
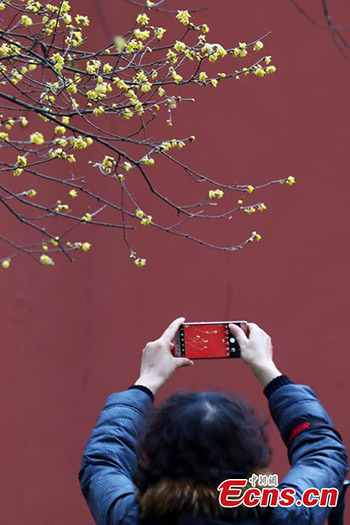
[{"x1": 136, "y1": 391, "x2": 271, "y2": 493}]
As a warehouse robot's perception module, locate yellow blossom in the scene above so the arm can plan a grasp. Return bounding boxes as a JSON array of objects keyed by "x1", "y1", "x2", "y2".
[
  {"x1": 55, "y1": 126, "x2": 66, "y2": 134},
  {"x1": 174, "y1": 40, "x2": 186, "y2": 53},
  {"x1": 75, "y1": 15, "x2": 89, "y2": 26},
  {"x1": 40, "y1": 254, "x2": 54, "y2": 265},
  {"x1": 136, "y1": 209, "x2": 144, "y2": 218},
  {"x1": 103, "y1": 63, "x2": 113, "y2": 74},
  {"x1": 209, "y1": 189, "x2": 224, "y2": 199},
  {"x1": 93, "y1": 106, "x2": 105, "y2": 116},
  {"x1": 120, "y1": 108, "x2": 133, "y2": 120},
  {"x1": 30, "y1": 131, "x2": 45, "y2": 145},
  {"x1": 142, "y1": 156, "x2": 155, "y2": 165},
  {"x1": 21, "y1": 15, "x2": 33, "y2": 26},
  {"x1": 136, "y1": 13, "x2": 149, "y2": 26},
  {"x1": 5, "y1": 118, "x2": 15, "y2": 130},
  {"x1": 264, "y1": 56, "x2": 272, "y2": 65},
  {"x1": 141, "y1": 82, "x2": 152, "y2": 93},
  {"x1": 13, "y1": 168, "x2": 23, "y2": 177},
  {"x1": 201, "y1": 24, "x2": 210, "y2": 33},
  {"x1": 134, "y1": 257, "x2": 146, "y2": 267},
  {"x1": 199, "y1": 72, "x2": 208, "y2": 82},
  {"x1": 82, "y1": 242, "x2": 91, "y2": 252},
  {"x1": 134, "y1": 29, "x2": 150, "y2": 41},
  {"x1": 286, "y1": 176, "x2": 295, "y2": 185},
  {"x1": 140, "y1": 215, "x2": 152, "y2": 225},
  {"x1": 17, "y1": 155, "x2": 27, "y2": 167},
  {"x1": 81, "y1": 212, "x2": 92, "y2": 222},
  {"x1": 176, "y1": 10, "x2": 190, "y2": 25},
  {"x1": 55, "y1": 201, "x2": 69, "y2": 212},
  {"x1": 123, "y1": 161, "x2": 132, "y2": 171},
  {"x1": 258, "y1": 203, "x2": 267, "y2": 211},
  {"x1": 155, "y1": 27, "x2": 166, "y2": 40},
  {"x1": 254, "y1": 67, "x2": 266, "y2": 78},
  {"x1": 211, "y1": 79, "x2": 218, "y2": 87},
  {"x1": 253, "y1": 40, "x2": 264, "y2": 51},
  {"x1": 167, "y1": 50, "x2": 177, "y2": 64},
  {"x1": 238, "y1": 199, "x2": 243, "y2": 205},
  {"x1": 20, "y1": 116, "x2": 29, "y2": 127},
  {"x1": 266, "y1": 65, "x2": 277, "y2": 74},
  {"x1": 2, "y1": 259, "x2": 10, "y2": 269},
  {"x1": 61, "y1": 1, "x2": 71, "y2": 12},
  {"x1": 114, "y1": 36, "x2": 126, "y2": 52},
  {"x1": 171, "y1": 71, "x2": 183, "y2": 83},
  {"x1": 27, "y1": 189, "x2": 37, "y2": 197},
  {"x1": 247, "y1": 185, "x2": 254, "y2": 193},
  {"x1": 251, "y1": 231, "x2": 262, "y2": 242},
  {"x1": 69, "y1": 189, "x2": 78, "y2": 198}
]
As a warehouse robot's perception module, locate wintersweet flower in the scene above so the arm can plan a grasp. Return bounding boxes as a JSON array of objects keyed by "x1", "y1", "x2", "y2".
[
  {"x1": 30, "y1": 132, "x2": 45, "y2": 145},
  {"x1": 136, "y1": 13, "x2": 150, "y2": 26},
  {"x1": 253, "y1": 41, "x2": 264, "y2": 51},
  {"x1": 40, "y1": 254, "x2": 54, "y2": 265},
  {"x1": 17, "y1": 155, "x2": 27, "y2": 167},
  {"x1": 266, "y1": 66, "x2": 277, "y2": 74},
  {"x1": 21, "y1": 15, "x2": 33, "y2": 26},
  {"x1": 134, "y1": 258, "x2": 146, "y2": 267},
  {"x1": 209, "y1": 189, "x2": 224, "y2": 199},
  {"x1": 176, "y1": 10, "x2": 191, "y2": 25}
]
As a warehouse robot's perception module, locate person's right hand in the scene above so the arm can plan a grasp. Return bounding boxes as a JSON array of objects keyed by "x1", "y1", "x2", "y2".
[{"x1": 229, "y1": 322, "x2": 282, "y2": 387}]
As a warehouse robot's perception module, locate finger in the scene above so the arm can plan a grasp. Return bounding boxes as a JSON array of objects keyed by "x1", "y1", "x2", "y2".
[
  {"x1": 247, "y1": 323, "x2": 268, "y2": 338},
  {"x1": 160, "y1": 317, "x2": 185, "y2": 343},
  {"x1": 247, "y1": 322, "x2": 260, "y2": 332},
  {"x1": 229, "y1": 323, "x2": 249, "y2": 346},
  {"x1": 240, "y1": 321, "x2": 249, "y2": 337},
  {"x1": 175, "y1": 357, "x2": 194, "y2": 368}
]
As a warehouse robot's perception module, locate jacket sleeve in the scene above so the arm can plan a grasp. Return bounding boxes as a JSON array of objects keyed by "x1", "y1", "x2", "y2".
[
  {"x1": 78, "y1": 389, "x2": 153, "y2": 525},
  {"x1": 267, "y1": 383, "x2": 348, "y2": 524}
]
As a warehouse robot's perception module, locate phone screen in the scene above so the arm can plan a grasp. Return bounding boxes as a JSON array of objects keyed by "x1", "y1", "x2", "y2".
[
  {"x1": 183, "y1": 323, "x2": 228, "y2": 359},
  {"x1": 175, "y1": 321, "x2": 244, "y2": 359}
]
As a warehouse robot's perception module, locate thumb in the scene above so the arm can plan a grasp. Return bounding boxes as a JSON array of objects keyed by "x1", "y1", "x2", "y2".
[
  {"x1": 229, "y1": 323, "x2": 248, "y2": 347},
  {"x1": 175, "y1": 358, "x2": 194, "y2": 368}
]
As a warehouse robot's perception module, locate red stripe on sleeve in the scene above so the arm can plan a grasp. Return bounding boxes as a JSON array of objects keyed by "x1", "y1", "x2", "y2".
[{"x1": 287, "y1": 422, "x2": 311, "y2": 446}]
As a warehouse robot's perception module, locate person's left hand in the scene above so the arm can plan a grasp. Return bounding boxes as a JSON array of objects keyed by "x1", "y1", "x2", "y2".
[{"x1": 134, "y1": 317, "x2": 193, "y2": 395}]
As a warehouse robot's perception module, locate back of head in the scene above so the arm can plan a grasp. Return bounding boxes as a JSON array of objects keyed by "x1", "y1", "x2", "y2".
[{"x1": 136, "y1": 390, "x2": 271, "y2": 492}]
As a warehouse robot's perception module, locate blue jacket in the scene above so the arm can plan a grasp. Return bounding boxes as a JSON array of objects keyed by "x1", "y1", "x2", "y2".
[{"x1": 79, "y1": 379, "x2": 348, "y2": 524}]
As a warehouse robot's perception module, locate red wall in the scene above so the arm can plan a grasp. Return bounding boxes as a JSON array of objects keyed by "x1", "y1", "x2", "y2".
[{"x1": 1, "y1": 1, "x2": 349, "y2": 523}]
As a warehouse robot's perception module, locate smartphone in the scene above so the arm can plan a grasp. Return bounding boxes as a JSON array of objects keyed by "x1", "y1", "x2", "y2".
[{"x1": 174, "y1": 321, "x2": 247, "y2": 360}]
